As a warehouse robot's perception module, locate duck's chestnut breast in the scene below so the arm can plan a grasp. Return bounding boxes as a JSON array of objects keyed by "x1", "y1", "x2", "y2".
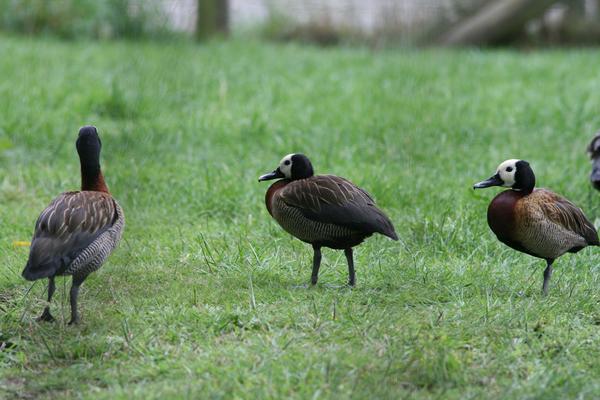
[
  {"x1": 265, "y1": 180, "x2": 290, "y2": 216},
  {"x1": 487, "y1": 190, "x2": 525, "y2": 241}
]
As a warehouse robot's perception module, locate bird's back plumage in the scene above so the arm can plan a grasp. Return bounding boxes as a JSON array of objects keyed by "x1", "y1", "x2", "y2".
[
  {"x1": 510, "y1": 189, "x2": 598, "y2": 259},
  {"x1": 269, "y1": 175, "x2": 397, "y2": 248},
  {"x1": 23, "y1": 191, "x2": 124, "y2": 281},
  {"x1": 534, "y1": 189, "x2": 599, "y2": 246}
]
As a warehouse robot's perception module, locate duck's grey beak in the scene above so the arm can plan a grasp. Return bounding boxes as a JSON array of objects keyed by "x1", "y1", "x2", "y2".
[
  {"x1": 473, "y1": 173, "x2": 503, "y2": 189},
  {"x1": 258, "y1": 168, "x2": 285, "y2": 182}
]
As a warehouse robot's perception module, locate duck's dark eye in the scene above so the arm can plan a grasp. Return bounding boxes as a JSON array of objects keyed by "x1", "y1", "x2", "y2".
[
  {"x1": 506, "y1": 167, "x2": 513, "y2": 172},
  {"x1": 284, "y1": 160, "x2": 291, "y2": 166}
]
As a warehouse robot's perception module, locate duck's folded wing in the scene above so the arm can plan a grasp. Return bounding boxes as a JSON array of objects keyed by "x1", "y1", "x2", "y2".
[
  {"x1": 538, "y1": 189, "x2": 599, "y2": 245},
  {"x1": 280, "y1": 175, "x2": 398, "y2": 239},
  {"x1": 22, "y1": 191, "x2": 118, "y2": 280}
]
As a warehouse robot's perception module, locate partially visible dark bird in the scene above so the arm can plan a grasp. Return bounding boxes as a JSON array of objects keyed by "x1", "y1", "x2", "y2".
[
  {"x1": 587, "y1": 132, "x2": 600, "y2": 190},
  {"x1": 474, "y1": 159, "x2": 598, "y2": 295},
  {"x1": 258, "y1": 153, "x2": 398, "y2": 286},
  {"x1": 22, "y1": 126, "x2": 125, "y2": 324}
]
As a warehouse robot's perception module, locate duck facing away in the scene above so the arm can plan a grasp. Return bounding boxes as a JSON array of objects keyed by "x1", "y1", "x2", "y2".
[
  {"x1": 587, "y1": 132, "x2": 600, "y2": 190},
  {"x1": 259, "y1": 153, "x2": 398, "y2": 286},
  {"x1": 474, "y1": 159, "x2": 598, "y2": 295},
  {"x1": 22, "y1": 126, "x2": 125, "y2": 324}
]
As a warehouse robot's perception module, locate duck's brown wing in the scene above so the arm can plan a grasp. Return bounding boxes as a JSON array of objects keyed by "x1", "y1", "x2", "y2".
[
  {"x1": 22, "y1": 191, "x2": 118, "y2": 280},
  {"x1": 279, "y1": 175, "x2": 398, "y2": 240},
  {"x1": 536, "y1": 189, "x2": 599, "y2": 246}
]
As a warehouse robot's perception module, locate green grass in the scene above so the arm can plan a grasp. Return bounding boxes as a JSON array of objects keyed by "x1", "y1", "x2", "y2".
[{"x1": 2, "y1": 35, "x2": 600, "y2": 399}]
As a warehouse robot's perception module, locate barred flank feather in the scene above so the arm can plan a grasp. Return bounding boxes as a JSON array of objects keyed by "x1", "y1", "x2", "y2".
[
  {"x1": 273, "y1": 197, "x2": 362, "y2": 246},
  {"x1": 65, "y1": 200, "x2": 124, "y2": 276},
  {"x1": 513, "y1": 189, "x2": 598, "y2": 259}
]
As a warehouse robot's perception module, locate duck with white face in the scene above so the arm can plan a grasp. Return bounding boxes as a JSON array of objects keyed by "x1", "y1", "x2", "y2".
[
  {"x1": 474, "y1": 159, "x2": 599, "y2": 295},
  {"x1": 473, "y1": 159, "x2": 534, "y2": 191},
  {"x1": 258, "y1": 153, "x2": 310, "y2": 182},
  {"x1": 259, "y1": 153, "x2": 398, "y2": 287}
]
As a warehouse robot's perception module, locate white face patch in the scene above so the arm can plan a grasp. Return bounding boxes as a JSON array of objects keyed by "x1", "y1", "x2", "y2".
[
  {"x1": 496, "y1": 159, "x2": 519, "y2": 187},
  {"x1": 278, "y1": 153, "x2": 295, "y2": 178}
]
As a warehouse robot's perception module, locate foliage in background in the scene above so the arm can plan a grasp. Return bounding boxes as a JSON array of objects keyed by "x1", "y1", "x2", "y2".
[
  {"x1": 0, "y1": 0, "x2": 174, "y2": 39},
  {"x1": 1, "y1": 0, "x2": 600, "y2": 46},
  {"x1": 257, "y1": 2, "x2": 400, "y2": 47},
  {"x1": 256, "y1": 0, "x2": 600, "y2": 47},
  {"x1": 254, "y1": 0, "x2": 494, "y2": 47},
  {"x1": 258, "y1": 12, "x2": 345, "y2": 46}
]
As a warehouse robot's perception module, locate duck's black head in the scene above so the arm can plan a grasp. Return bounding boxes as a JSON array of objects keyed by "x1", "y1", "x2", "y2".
[
  {"x1": 473, "y1": 159, "x2": 535, "y2": 194},
  {"x1": 588, "y1": 133, "x2": 600, "y2": 190},
  {"x1": 76, "y1": 126, "x2": 102, "y2": 168},
  {"x1": 258, "y1": 153, "x2": 315, "y2": 182}
]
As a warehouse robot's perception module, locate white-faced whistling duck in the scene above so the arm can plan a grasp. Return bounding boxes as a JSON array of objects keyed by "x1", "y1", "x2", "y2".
[
  {"x1": 474, "y1": 159, "x2": 599, "y2": 295},
  {"x1": 258, "y1": 153, "x2": 398, "y2": 286},
  {"x1": 22, "y1": 126, "x2": 125, "y2": 324},
  {"x1": 587, "y1": 132, "x2": 600, "y2": 190}
]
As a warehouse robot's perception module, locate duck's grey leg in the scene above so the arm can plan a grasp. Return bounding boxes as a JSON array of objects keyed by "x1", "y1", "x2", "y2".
[
  {"x1": 542, "y1": 259, "x2": 554, "y2": 296},
  {"x1": 68, "y1": 275, "x2": 86, "y2": 325},
  {"x1": 37, "y1": 277, "x2": 56, "y2": 322},
  {"x1": 345, "y1": 248, "x2": 355, "y2": 287},
  {"x1": 311, "y1": 245, "x2": 322, "y2": 285}
]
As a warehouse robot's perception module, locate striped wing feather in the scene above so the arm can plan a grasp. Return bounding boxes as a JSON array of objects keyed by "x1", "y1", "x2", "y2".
[
  {"x1": 536, "y1": 189, "x2": 599, "y2": 245},
  {"x1": 23, "y1": 191, "x2": 118, "y2": 280},
  {"x1": 280, "y1": 175, "x2": 398, "y2": 239}
]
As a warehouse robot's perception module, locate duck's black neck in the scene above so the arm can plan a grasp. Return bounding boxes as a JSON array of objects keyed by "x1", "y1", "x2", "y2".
[
  {"x1": 514, "y1": 179, "x2": 534, "y2": 195},
  {"x1": 513, "y1": 187, "x2": 533, "y2": 195},
  {"x1": 81, "y1": 163, "x2": 109, "y2": 193},
  {"x1": 513, "y1": 161, "x2": 535, "y2": 194}
]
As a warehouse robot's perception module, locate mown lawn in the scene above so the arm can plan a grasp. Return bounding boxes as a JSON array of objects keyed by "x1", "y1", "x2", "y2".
[{"x1": 2, "y1": 35, "x2": 600, "y2": 399}]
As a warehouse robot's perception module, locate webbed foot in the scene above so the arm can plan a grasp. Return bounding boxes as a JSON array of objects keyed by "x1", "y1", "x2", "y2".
[{"x1": 37, "y1": 308, "x2": 55, "y2": 322}]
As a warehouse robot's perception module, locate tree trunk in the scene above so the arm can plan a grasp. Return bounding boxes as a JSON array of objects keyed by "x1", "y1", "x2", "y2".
[
  {"x1": 439, "y1": 0, "x2": 556, "y2": 46},
  {"x1": 196, "y1": 0, "x2": 228, "y2": 40}
]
